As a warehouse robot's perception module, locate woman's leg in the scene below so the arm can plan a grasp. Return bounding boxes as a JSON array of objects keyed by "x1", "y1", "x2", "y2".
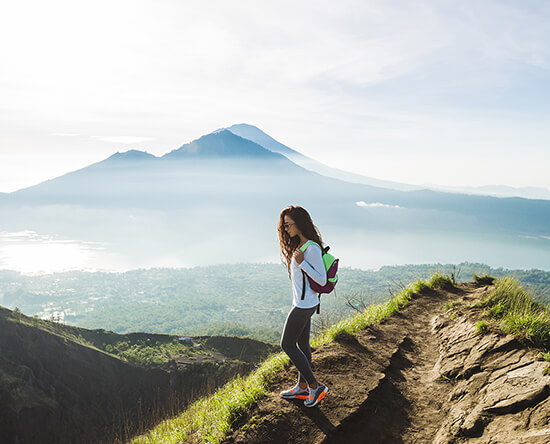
[
  {"x1": 296, "y1": 314, "x2": 312, "y2": 384},
  {"x1": 280, "y1": 305, "x2": 318, "y2": 386}
]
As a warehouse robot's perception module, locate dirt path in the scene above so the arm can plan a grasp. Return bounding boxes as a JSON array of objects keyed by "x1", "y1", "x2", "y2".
[
  {"x1": 222, "y1": 286, "x2": 455, "y2": 444},
  {"x1": 322, "y1": 288, "x2": 453, "y2": 444},
  {"x1": 221, "y1": 283, "x2": 550, "y2": 443}
]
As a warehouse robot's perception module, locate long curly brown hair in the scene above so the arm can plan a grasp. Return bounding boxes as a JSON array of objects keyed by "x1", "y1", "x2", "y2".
[{"x1": 278, "y1": 205, "x2": 325, "y2": 278}]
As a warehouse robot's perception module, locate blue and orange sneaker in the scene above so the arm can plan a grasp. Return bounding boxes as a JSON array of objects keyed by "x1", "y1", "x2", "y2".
[
  {"x1": 304, "y1": 383, "x2": 328, "y2": 407},
  {"x1": 280, "y1": 383, "x2": 309, "y2": 400}
]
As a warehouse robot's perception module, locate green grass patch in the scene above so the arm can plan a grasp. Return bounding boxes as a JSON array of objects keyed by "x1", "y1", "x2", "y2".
[
  {"x1": 444, "y1": 299, "x2": 462, "y2": 312},
  {"x1": 426, "y1": 271, "x2": 454, "y2": 289},
  {"x1": 444, "y1": 301, "x2": 455, "y2": 311},
  {"x1": 481, "y1": 277, "x2": 550, "y2": 348},
  {"x1": 475, "y1": 321, "x2": 488, "y2": 335},
  {"x1": 132, "y1": 272, "x2": 451, "y2": 444}
]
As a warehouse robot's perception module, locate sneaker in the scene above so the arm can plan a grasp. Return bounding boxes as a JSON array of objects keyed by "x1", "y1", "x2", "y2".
[
  {"x1": 280, "y1": 382, "x2": 309, "y2": 400},
  {"x1": 304, "y1": 383, "x2": 328, "y2": 407}
]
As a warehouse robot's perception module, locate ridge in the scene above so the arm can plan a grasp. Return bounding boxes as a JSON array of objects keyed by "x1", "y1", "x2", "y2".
[{"x1": 133, "y1": 275, "x2": 550, "y2": 443}]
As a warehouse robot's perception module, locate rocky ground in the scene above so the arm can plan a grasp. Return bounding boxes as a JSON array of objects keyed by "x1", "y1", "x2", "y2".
[{"x1": 220, "y1": 282, "x2": 550, "y2": 443}]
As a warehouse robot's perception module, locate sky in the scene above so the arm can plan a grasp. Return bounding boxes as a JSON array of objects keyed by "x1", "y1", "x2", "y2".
[{"x1": 1, "y1": 0, "x2": 550, "y2": 193}]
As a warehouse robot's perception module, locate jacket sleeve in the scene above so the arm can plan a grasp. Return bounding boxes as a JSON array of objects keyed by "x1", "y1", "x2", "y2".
[{"x1": 298, "y1": 244, "x2": 327, "y2": 286}]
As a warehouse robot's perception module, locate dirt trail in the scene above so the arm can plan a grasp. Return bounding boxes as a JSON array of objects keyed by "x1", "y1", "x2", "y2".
[
  {"x1": 222, "y1": 286, "x2": 454, "y2": 444},
  {"x1": 221, "y1": 282, "x2": 550, "y2": 444},
  {"x1": 321, "y1": 287, "x2": 452, "y2": 444}
]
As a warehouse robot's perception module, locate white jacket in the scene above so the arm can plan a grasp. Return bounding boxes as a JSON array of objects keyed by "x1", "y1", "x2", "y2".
[{"x1": 290, "y1": 242, "x2": 327, "y2": 309}]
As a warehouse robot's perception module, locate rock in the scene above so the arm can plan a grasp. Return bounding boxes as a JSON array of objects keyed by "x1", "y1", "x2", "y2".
[{"x1": 482, "y1": 362, "x2": 550, "y2": 415}]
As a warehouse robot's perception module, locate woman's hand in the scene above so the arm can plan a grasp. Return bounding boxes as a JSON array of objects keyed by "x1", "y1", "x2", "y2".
[{"x1": 293, "y1": 249, "x2": 304, "y2": 264}]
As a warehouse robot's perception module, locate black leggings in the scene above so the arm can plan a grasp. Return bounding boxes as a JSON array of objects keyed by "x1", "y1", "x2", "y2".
[{"x1": 280, "y1": 305, "x2": 318, "y2": 385}]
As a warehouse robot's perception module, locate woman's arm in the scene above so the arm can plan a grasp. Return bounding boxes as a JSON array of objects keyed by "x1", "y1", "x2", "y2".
[{"x1": 298, "y1": 244, "x2": 327, "y2": 286}]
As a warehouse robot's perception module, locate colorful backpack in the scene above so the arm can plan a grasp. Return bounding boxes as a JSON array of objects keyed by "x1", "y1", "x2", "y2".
[{"x1": 299, "y1": 240, "x2": 339, "y2": 313}]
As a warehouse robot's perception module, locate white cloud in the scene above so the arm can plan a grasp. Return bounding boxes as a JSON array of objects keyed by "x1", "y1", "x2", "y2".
[
  {"x1": 356, "y1": 201, "x2": 401, "y2": 209},
  {"x1": 1, "y1": 0, "x2": 550, "y2": 191}
]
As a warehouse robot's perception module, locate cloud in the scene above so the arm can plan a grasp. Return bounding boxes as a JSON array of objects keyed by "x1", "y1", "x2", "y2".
[
  {"x1": 356, "y1": 201, "x2": 401, "y2": 209},
  {"x1": 50, "y1": 132, "x2": 79, "y2": 137},
  {"x1": 1, "y1": 0, "x2": 550, "y2": 191}
]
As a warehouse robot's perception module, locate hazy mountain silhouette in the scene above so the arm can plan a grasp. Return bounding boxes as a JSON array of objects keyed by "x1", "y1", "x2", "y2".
[
  {"x1": 1, "y1": 126, "x2": 549, "y2": 233},
  {"x1": 226, "y1": 123, "x2": 550, "y2": 200},
  {"x1": 163, "y1": 129, "x2": 287, "y2": 159},
  {"x1": 0, "y1": 124, "x2": 549, "y2": 270},
  {"x1": 226, "y1": 123, "x2": 419, "y2": 191},
  {"x1": 423, "y1": 183, "x2": 550, "y2": 200}
]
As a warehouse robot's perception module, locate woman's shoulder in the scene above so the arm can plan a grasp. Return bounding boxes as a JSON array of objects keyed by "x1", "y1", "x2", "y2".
[{"x1": 304, "y1": 240, "x2": 322, "y2": 253}]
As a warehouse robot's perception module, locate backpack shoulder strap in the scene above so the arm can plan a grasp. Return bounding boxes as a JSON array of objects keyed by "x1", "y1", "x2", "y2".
[
  {"x1": 301, "y1": 270, "x2": 306, "y2": 299},
  {"x1": 299, "y1": 240, "x2": 321, "y2": 253}
]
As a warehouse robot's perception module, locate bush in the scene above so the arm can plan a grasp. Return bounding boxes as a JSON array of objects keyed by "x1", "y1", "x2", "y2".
[{"x1": 473, "y1": 273, "x2": 496, "y2": 286}]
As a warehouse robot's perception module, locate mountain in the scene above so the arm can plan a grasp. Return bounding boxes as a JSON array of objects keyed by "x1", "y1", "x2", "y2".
[
  {"x1": 226, "y1": 123, "x2": 419, "y2": 191},
  {"x1": 163, "y1": 129, "x2": 286, "y2": 159},
  {"x1": 0, "y1": 304, "x2": 276, "y2": 444},
  {"x1": 3, "y1": 127, "x2": 549, "y2": 233},
  {"x1": 3, "y1": 129, "x2": 310, "y2": 208},
  {"x1": 424, "y1": 183, "x2": 550, "y2": 200},
  {"x1": 227, "y1": 123, "x2": 550, "y2": 200},
  {"x1": 103, "y1": 149, "x2": 158, "y2": 162},
  {"x1": 0, "y1": 124, "x2": 549, "y2": 271}
]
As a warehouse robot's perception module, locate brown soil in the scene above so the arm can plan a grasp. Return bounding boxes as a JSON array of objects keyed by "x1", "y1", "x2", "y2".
[{"x1": 221, "y1": 283, "x2": 550, "y2": 443}]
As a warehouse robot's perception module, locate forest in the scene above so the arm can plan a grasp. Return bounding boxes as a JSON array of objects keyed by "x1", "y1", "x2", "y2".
[{"x1": 1, "y1": 262, "x2": 548, "y2": 344}]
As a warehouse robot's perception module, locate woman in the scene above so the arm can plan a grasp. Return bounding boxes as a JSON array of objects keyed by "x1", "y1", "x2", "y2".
[{"x1": 278, "y1": 205, "x2": 329, "y2": 408}]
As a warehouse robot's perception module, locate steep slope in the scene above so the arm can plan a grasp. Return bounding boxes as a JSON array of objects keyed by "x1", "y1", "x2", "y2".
[
  {"x1": 221, "y1": 282, "x2": 550, "y2": 443},
  {"x1": 0, "y1": 305, "x2": 276, "y2": 444}
]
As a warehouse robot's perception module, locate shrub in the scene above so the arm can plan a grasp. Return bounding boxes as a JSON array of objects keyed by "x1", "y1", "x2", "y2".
[
  {"x1": 427, "y1": 271, "x2": 454, "y2": 289},
  {"x1": 473, "y1": 273, "x2": 496, "y2": 286}
]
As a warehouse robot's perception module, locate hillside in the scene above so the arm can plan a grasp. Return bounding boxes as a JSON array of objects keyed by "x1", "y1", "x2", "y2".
[
  {"x1": 217, "y1": 280, "x2": 550, "y2": 443},
  {"x1": 0, "y1": 306, "x2": 276, "y2": 444},
  {"x1": 134, "y1": 277, "x2": 549, "y2": 443}
]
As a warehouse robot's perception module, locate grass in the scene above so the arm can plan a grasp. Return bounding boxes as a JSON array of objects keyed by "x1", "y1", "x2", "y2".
[
  {"x1": 477, "y1": 277, "x2": 550, "y2": 349},
  {"x1": 473, "y1": 273, "x2": 496, "y2": 286},
  {"x1": 2, "y1": 306, "x2": 210, "y2": 368},
  {"x1": 444, "y1": 301, "x2": 455, "y2": 311},
  {"x1": 475, "y1": 321, "x2": 488, "y2": 335},
  {"x1": 131, "y1": 272, "x2": 453, "y2": 444}
]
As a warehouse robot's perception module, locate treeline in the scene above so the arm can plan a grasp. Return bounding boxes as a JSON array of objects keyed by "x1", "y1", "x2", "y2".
[{"x1": 0, "y1": 262, "x2": 548, "y2": 345}]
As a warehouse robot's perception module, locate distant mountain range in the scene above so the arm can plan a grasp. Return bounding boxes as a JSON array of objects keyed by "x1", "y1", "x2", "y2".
[
  {"x1": 0, "y1": 124, "x2": 549, "y2": 271},
  {"x1": 226, "y1": 123, "x2": 550, "y2": 200},
  {"x1": 2, "y1": 126, "x2": 549, "y2": 232}
]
